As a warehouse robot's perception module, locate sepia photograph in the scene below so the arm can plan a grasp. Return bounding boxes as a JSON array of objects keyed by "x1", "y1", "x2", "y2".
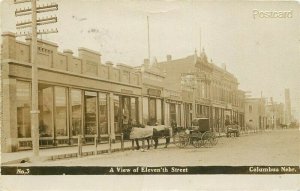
[{"x1": 0, "y1": 0, "x2": 300, "y2": 190}]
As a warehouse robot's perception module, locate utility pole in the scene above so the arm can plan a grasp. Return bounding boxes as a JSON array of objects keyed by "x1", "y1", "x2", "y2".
[
  {"x1": 147, "y1": 16, "x2": 151, "y2": 64},
  {"x1": 199, "y1": 27, "x2": 201, "y2": 55},
  {"x1": 15, "y1": 0, "x2": 58, "y2": 160},
  {"x1": 271, "y1": 97, "x2": 277, "y2": 130}
]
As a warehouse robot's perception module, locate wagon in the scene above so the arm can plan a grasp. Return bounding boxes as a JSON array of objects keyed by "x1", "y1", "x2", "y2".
[
  {"x1": 173, "y1": 118, "x2": 218, "y2": 148},
  {"x1": 226, "y1": 124, "x2": 240, "y2": 137}
]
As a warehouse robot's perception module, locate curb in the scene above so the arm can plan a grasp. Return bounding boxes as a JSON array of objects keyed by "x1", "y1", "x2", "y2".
[
  {"x1": 1, "y1": 157, "x2": 30, "y2": 165},
  {"x1": 1, "y1": 142, "x2": 166, "y2": 165}
]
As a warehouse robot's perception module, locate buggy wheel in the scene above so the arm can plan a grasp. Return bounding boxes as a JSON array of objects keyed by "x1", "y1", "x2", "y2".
[
  {"x1": 191, "y1": 137, "x2": 202, "y2": 148},
  {"x1": 201, "y1": 132, "x2": 210, "y2": 147},
  {"x1": 209, "y1": 133, "x2": 218, "y2": 146},
  {"x1": 174, "y1": 133, "x2": 189, "y2": 148}
]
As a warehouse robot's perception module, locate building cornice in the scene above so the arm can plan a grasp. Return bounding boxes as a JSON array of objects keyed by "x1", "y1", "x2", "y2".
[{"x1": 2, "y1": 59, "x2": 142, "y2": 89}]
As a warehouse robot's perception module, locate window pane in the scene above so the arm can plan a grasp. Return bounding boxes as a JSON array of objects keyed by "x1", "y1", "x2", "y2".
[
  {"x1": 99, "y1": 92, "x2": 108, "y2": 134},
  {"x1": 142, "y1": 97, "x2": 148, "y2": 125},
  {"x1": 84, "y1": 91, "x2": 97, "y2": 135},
  {"x1": 177, "y1": 104, "x2": 181, "y2": 125},
  {"x1": 149, "y1": 98, "x2": 156, "y2": 125},
  {"x1": 71, "y1": 89, "x2": 82, "y2": 136},
  {"x1": 39, "y1": 84, "x2": 53, "y2": 137},
  {"x1": 170, "y1": 103, "x2": 176, "y2": 124},
  {"x1": 156, "y1": 99, "x2": 162, "y2": 125},
  {"x1": 123, "y1": 97, "x2": 130, "y2": 120},
  {"x1": 17, "y1": 81, "x2": 31, "y2": 138},
  {"x1": 114, "y1": 95, "x2": 120, "y2": 133},
  {"x1": 130, "y1": 98, "x2": 137, "y2": 125},
  {"x1": 121, "y1": 97, "x2": 130, "y2": 132},
  {"x1": 55, "y1": 87, "x2": 67, "y2": 136},
  {"x1": 196, "y1": 104, "x2": 200, "y2": 117}
]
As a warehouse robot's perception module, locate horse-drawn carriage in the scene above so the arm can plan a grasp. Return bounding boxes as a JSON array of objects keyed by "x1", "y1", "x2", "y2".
[
  {"x1": 173, "y1": 118, "x2": 218, "y2": 148},
  {"x1": 124, "y1": 123, "x2": 171, "y2": 150},
  {"x1": 226, "y1": 124, "x2": 240, "y2": 137}
]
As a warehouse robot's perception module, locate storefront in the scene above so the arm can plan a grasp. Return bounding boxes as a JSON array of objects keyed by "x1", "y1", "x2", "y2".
[
  {"x1": 165, "y1": 89, "x2": 183, "y2": 127},
  {"x1": 181, "y1": 90, "x2": 193, "y2": 128},
  {"x1": 115, "y1": 93, "x2": 139, "y2": 134},
  {"x1": 1, "y1": 33, "x2": 142, "y2": 152},
  {"x1": 142, "y1": 88, "x2": 164, "y2": 125},
  {"x1": 11, "y1": 80, "x2": 141, "y2": 151},
  {"x1": 139, "y1": 64, "x2": 165, "y2": 126},
  {"x1": 211, "y1": 104, "x2": 226, "y2": 133},
  {"x1": 196, "y1": 104, "x2": 210, "y2": 118}
]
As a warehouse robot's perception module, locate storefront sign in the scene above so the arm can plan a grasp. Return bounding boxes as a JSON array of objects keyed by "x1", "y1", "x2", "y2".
[
  {"x1": 170, "y1": 95, "x2": 181, "y2": 101},
  {"x1": 148, "y1": 88, "x2": 161, "y2": 97},
  {"x1": 121, "y1": 89, "x2": 133, "y2": 94}
]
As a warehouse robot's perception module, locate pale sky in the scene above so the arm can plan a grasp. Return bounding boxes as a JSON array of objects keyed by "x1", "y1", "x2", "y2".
[{"x1": 1, "y1": 0, "x2": 300, "y2": 120}]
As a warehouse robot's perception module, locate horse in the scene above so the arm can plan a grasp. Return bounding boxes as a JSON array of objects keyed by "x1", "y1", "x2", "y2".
[
  {"x1": 226, "y1": 124, "x2": 240, "y2": 137},
  {"x1": 279, "y1": 124, "x2": 288, "y2": 129},
  {"x1": 123, "y1": 123, "x2": 171, "y2": 150}
]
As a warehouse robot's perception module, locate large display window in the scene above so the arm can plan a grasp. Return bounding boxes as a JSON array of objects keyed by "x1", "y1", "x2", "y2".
[
  {"x1": 142, "y1": 97, "x2": 148, "y2": 125},
  {"x1": 114, "y1": 95, "x2": 120, "y2": 133},
  {"x1": 177, "y1": 104, "x2": 181, "y2": 125},
  {"x1": 38, "y1": 84, "x2": 54, "y2": 137},
  {"x1": 156, "y1": 99, "x2": 162, "y2": 125},
  {"x1": 131, "y1": 97, "x2": 138, "y2": 125},
  {"x1": 98, "y1": 92, "x2": 108, "y2": 134},
  {"x1": 16, "y1": 81, "x2": 31, "y2": 138},
  {"x1": 169, "y1": 103, "x2": 176, "y2": 124},
  {"x1": 54, "y1": 87, "x2": 68, "y2": 137},
  {"x1": 71, "y1": 89, "x2": 82, "y2": 136},
  {"x1": 84, "y1": 91, "x2": 97, "y2": 135},
  {"x1": 148, "y1": 98, "x2": 156, "y2": 124}
]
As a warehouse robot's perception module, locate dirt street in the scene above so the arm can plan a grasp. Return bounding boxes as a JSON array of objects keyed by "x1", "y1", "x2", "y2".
[{"x1": 21, "y1": 129, "x2": 300, "y2": 166}]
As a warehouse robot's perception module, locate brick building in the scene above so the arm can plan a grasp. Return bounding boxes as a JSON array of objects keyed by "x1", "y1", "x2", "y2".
[
  {"x1": 136, "y1": 60, "x2": 165, "y2": 126},
  {"x1": 244, "y1": 98, "x2": 267, "y2": 131},
  {"x1": 1, "y1": 32, "x2": 142, "y2": 152},
  {"x1": 156, "y1": 49, "x2": 246, "y2": 132},
  {"x1": 265, "y1": 100, "x2": 285, "y2": 129}
]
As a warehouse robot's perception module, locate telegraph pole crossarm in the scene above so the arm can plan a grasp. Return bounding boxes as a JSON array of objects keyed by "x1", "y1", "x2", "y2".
[{"x1": 14, "y1": 0, "x2": 58, "y2": 161}]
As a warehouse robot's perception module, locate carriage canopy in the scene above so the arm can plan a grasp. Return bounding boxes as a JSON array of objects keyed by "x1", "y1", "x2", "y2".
[{"x1": 192, "y1": 118, "x2": 210, "y2": 132}]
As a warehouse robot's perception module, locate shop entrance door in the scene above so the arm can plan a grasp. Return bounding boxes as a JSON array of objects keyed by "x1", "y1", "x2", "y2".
[{"x1": 84, "y1": 91, "x2": 97, "y2": 141}]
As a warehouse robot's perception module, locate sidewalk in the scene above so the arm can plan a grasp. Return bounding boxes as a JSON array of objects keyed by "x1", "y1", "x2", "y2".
[
  {"x1": 2, "y1": 131, "x2": 261, "y2": 165},
  {"x1": 1, "y1": 140, "x2": 139, "y2": 165}
]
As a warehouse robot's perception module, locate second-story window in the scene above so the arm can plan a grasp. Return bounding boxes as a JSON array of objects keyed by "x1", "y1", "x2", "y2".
[{"x1": 249, "y1": 105, "x2": 252, "y2": 113}]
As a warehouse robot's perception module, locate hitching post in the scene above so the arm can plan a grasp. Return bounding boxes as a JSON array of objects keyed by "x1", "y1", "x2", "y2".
[
  {"x1": 121, "y1": 133, "x2": 124, "y2": 151},
  {"x1": 142, "y1": 139, "x2": 145, "y2": 149},
  {"x1": 108, "y1": 135, "x2": 112, "y2": 153},
  {"x1": 131, "y1": 140, "x2": 134, "y2": 150},
  {"x1": 78, "y1": 135, "x2": 82, "y2": 157},
  {"x1": 94, "y1": 134, "x2": 97, "y2": 155}
]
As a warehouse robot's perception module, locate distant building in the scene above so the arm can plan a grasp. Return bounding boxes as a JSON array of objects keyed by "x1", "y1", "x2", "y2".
[
  {"x1": 245, "y1": 98, "x2": 267, "y2": 131},
  {"x1": 265, "y1": 98, "x2": 285, "y2": 129}
]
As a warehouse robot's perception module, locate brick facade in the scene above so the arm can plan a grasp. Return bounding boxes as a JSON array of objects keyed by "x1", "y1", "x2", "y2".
[{"x1": 1, "y1": 32, "x2": 246, "y2": 152}]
